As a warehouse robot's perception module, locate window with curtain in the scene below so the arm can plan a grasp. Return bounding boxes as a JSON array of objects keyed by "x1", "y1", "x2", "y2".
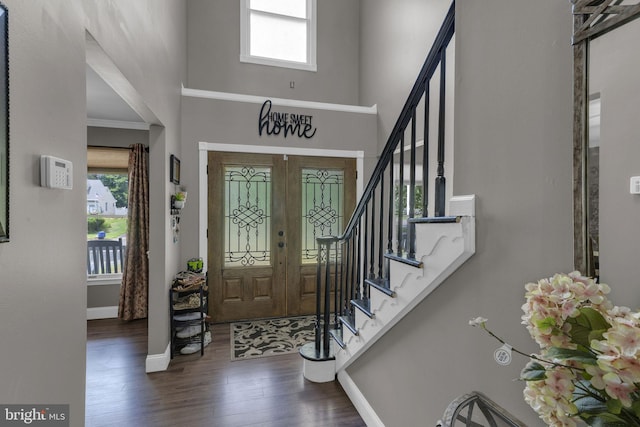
[{"x1": 240, "y1": 0, "x2": 317, "y2": 71}]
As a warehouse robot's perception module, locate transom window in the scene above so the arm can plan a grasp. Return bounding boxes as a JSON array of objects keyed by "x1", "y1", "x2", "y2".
[{"x1": 240, "y1": 0, "x2": 317, "y2": 72}]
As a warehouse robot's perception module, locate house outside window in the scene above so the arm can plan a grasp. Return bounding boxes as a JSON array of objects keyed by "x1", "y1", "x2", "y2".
[
  {"x1": 87, "y1": 146, "x2": 129, "y2": 281},
  {"x1": 240, "y1": 0, "x2": 317, "y2": 71}
]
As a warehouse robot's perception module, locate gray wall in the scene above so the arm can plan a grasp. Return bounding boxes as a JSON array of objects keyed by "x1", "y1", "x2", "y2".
[
  {"x1": 359, "y1": 0, "x2": 452, "y2": 150},
  {"x1": 186, "y1": 0, "x2": 360, "y2": 105},
  {"x1": 0, "y1": 2, "x2": 185, "y2": 425},
  {"x1": 88, "y1": 126, "x2": 149, "y2": 149},
  {"x1": 589, "y1": 19, "x2": 640, "y2": 304},
  {"x1": 346, "y1": 0, "x2": 575, "y2": 425}
]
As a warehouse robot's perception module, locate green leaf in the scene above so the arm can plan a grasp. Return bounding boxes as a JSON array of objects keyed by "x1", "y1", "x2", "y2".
[
  {"x1": 567, "y1": 307, "x2": 611, "y2": 348},
  {"x1": 536, "y1": 316, "x2": 556, "y2": 330},
  {"x1": 582, "y1": 414, "x2": 630, "y2": 427},
  {"x1": 520, "y1": 361, "x2": 547, "y2": 381},
  {"x1": 575, "y1": 395, "x2": 609, "y2": 415},
  {"x1": 632, "y1": 400, "x2": 640, "y2": 418},
  {"x1": 546, "y1": 346, "x2": 597, "y2": 364},
  {"x1": 606, "y1": 399, "x2": 623, "y2": 415}
]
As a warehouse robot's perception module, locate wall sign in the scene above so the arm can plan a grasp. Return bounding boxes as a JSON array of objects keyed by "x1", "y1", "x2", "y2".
[{"x1": 258, "y1": 100, "x2": 317, "y2": 139}]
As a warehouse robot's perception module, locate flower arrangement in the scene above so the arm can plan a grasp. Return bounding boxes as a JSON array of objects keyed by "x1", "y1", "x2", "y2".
[{"x1": 470, "y1": 271, "x2": 640, "y2": 427}]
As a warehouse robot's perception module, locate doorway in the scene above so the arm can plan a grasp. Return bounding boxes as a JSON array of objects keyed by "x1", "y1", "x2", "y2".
[{"x1": 208, "y1": 151, "x2": 356, "y2": 322}]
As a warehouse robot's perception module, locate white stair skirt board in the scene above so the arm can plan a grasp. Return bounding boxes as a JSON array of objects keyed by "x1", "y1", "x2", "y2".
[
  {"x1": 87, "y1": 306, "x2": 118, "y2": 320},
  {"x1": 145, "y1": 343, "x2": 171, "y2": 373},
  {"x1": 303, "y1": 357, "x2": 336, "y2": 383},
  {"x1": 335, "y1": 195, "x2": 476, "y2": 372}
]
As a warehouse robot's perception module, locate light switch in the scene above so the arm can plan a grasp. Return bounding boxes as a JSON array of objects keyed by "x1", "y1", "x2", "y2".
[{"x1": 630, "y1": 176, "x2": 640, "y2": 194}]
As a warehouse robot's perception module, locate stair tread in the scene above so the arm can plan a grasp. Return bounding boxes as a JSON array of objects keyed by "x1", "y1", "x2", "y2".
[
  {"x1": 329, "y1": 328, "x2": 346, "y2": 349},
  {"x1": 351, "y1": 298, "x2": 374, "y2": 318},
  {"x1": 339, "y1": 315, "x2": 358, "y2": 336},
  {"x1": 409, "y1": 215, "x2": 459, "y2": 224},
  {"x1": 365, "y1": 277, "x2": 396, "y2": 297},
  {"x1": 384, "y1": 253, "x2": 423, "y2": 268}
]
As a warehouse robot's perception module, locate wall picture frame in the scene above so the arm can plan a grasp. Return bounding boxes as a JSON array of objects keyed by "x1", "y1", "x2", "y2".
[
  {"x1": 170, "y1": 154, "x2": 180, "y2": 185},
  {"x1": 0, "y1": 3, "x2": 9, "y2": 243}
]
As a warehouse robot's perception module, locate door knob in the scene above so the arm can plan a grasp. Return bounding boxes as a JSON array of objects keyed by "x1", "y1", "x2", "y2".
[
  {"x1": 278, "y1": 231, "x2": 284, "y2": 236},
  {"x1": 278, "y1": 242, "x2": 285, "y2": 248}
]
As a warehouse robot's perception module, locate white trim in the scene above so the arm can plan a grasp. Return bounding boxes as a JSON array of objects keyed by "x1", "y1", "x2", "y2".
[
  {"x1": 198, "y1": 147, "x2": 208, "y2": 274},
  {"x1": 182, "y1": 87, "x2": 377, "y2": 115},
  {"x1": 337, "y1": 370, "x2": 386, "y2": 427},
  {"x1": 239, "y1": 54, "x2": 317, "y2": 72},
  {"x1": 87, "y1": 275, "x2": 122, "y2": 286},
  {"x1": 87, "y1": 306, "x2": 118, "y2": 320},
  {"x1": 87, "y1": 118, "x2": 150, "y2": 131},
  {"x1": 145, "y1": 343, "x2": 171, "y2": 373},
  {"x1": 449, "y1": 194, "x2": 476, "y2": 217},
  {"x1": 198, "y1": 141, "x2": 365, "y2": 278},
  {"x1": 198, "y1": 141, "x2": 365, "y2": 160}
]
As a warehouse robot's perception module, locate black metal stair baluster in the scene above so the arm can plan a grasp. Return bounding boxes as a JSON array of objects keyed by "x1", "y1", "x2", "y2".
[
  {"x1": 344, "y1": 238, "x2": 351, "y2": 317},
  {"x1": 435, "y1": 46, "x2": 447, "y2": 217},
  {"x1": 378, "y1": 175, "x2": 384, "y2": 278},
  {"x1": 335, "y1": 239, "x2": 342, "y2": 327},
  {"x1": 363, "y1": 203, "x2": 369, "y2": 297},
  {"x1": 314, "y1": 240, "x2": 324, "y2": 356},
  {"x1": 423, "y1": 84, "x2": 430, "y2": 218},
  {"x1": 396, "y1": 136, "x2": 405, "y2": 255},
  {"x1": 387, "y1": 160, "x2": 394, "y2": 256},
  {"x1": 356, "y1": 223, "x2": 362, "y2": 303},
  {"x1": 323, "y1": 239, "x2": 333, "y2": 356},
  {"x1": 369, "y1": 190, "x2": 376, "y2": 280},
  {"x1": 409, "y1": 110, "x2": 417, "y2": 259}
]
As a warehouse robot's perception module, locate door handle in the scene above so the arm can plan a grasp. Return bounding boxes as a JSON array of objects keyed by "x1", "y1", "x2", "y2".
[{"x1": 278, "y1": 242, "x2": 285, "y2": 248}]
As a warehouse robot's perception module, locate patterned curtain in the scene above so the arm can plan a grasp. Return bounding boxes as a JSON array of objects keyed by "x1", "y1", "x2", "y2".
[{"x1": 118, "y1": 144, "x2": 149, "y2": 320}]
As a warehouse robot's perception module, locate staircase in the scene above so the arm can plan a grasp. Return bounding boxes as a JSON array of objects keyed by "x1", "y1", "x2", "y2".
[
  {"x1": 300, "y1": 195, "x2": 475, "y2": 381},
  {"x1": 299, "y1": 1, "x2": 473, "y2": 384},
  {"x1": 332, "y1": 196, "x2": 474, "y2": 373}
]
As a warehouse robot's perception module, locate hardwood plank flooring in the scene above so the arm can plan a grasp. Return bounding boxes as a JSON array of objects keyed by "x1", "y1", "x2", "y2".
[{"x1": 86, "y1": 319, "x2": 365, "y2": 427}]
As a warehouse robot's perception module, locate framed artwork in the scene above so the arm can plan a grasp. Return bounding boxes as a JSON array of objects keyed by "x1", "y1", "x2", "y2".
[
  {"x1": 170, "y1": 154, "x2": 180, "y2": 185},
  {"x1": 0, "y1": 3, "x2": 9, "y2": 242}
]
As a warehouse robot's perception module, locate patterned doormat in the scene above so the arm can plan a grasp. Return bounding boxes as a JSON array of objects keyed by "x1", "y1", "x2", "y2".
[{"x1": 230, "y1": 315, "x2": 316, "y2": 360}]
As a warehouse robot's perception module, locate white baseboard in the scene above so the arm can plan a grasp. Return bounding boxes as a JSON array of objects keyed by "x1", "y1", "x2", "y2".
[
  {"x1": 87, "y1": 306, "x2": 118, "y2": 320},
  {"x1": 145, "y1": 343, "x2": 171, "y2": 373},
  {"x1": 338, "y1": 370, "x2": 385, "y2": 427}
]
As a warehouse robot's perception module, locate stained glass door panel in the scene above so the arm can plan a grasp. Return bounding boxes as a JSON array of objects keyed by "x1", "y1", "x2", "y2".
[
  {"x1": 285, "y1": 156, "x2": 356, "y2": 316},
  {"x1": 208, "y1": 152, "x2": 356, "y2": 321},
  {"x1": 208, "y1": 152, "x2": 286, "y2": 322}
]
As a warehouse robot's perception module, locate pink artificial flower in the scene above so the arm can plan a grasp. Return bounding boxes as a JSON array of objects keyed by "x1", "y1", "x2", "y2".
[
  {"x1": 604, "y1": 321, "x2": 640, "y2": 356},
  {"x1": 602, "y1": 372, "x2": 634, "y2": 408}
]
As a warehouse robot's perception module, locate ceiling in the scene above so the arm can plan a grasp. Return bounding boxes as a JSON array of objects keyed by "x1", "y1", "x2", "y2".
[{"x1": 85, "y1": 65, "x2": 149, "y2": 130}]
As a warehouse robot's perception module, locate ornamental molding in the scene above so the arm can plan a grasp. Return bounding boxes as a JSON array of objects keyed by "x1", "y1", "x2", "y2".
[{"x1": 572, "y1": 0, "x2": 640, "y2": 44}]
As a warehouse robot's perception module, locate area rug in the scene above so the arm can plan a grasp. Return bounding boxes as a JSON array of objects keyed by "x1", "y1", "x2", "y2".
[{"x1": 230, "y1": 315, "x2": 316, "y2": 360}]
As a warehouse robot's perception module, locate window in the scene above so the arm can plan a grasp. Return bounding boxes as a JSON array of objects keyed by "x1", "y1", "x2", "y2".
[
  {"x1": 87, "y1": 146, "x2": 129, "y2": 281},
  {"x1": 240, "y1": 0, "x2": 317, "y2": 71}
]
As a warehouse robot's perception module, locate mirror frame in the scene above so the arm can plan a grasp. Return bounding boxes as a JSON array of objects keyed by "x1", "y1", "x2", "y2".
[
  {"x1": 572, "y1": 0, "x2": 640, "y2": 275},
  {"x1": 0, "y1": 3, "x2": 8, "y2": 243}
]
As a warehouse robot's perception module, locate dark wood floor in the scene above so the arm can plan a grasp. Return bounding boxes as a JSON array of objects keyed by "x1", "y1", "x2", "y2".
[{"x1": 86, "y1": 318, "x2": 366, "y2": 427}]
